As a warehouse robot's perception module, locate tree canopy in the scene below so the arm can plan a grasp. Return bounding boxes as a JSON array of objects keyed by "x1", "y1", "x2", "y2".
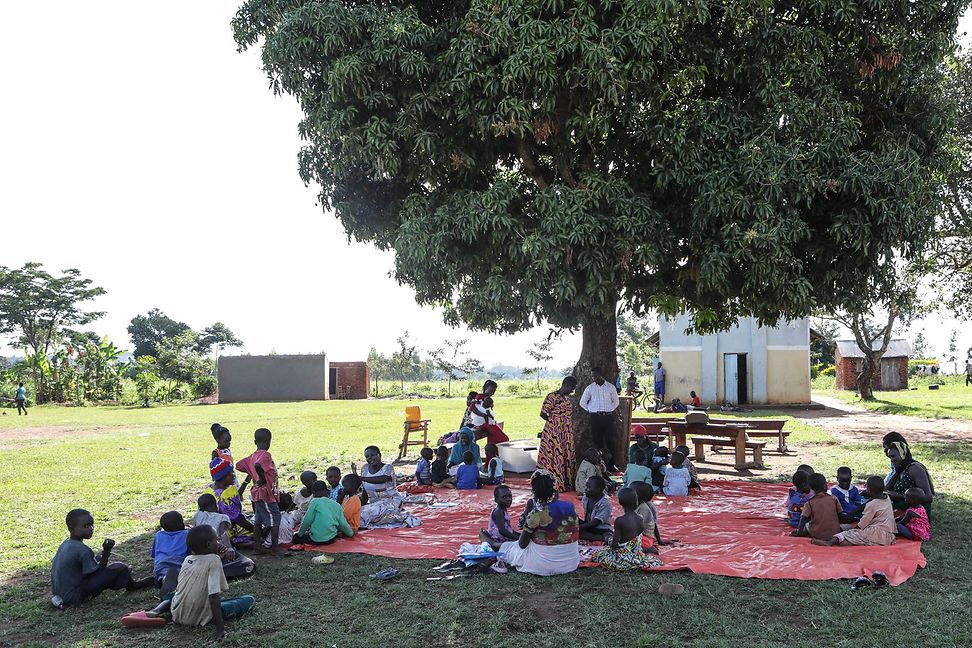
[
  {"x1": 128, "y1": 309, "x2": 192, "y2": 358},
  {"x1": 234, "y1": 0, "x2": 966, "y2": 378}
]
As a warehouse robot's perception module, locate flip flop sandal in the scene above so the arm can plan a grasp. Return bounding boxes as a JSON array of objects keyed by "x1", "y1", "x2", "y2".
[
  {"x1": 311, "y1": 554, "x2": 335, "y2": 565},
  {"x1": 872, "y1": 572, "x2": 889, "y2": 588},
  {"x1": 369, "y1": 567, "x2": 401, "y2": 581},
  {"x1": 121, "y1": 611, "x2": 168, "y2": 628},
  {"x1": 851, "y1": 576, "x2": 872, "y2": 591},
  {"x1": 658, "y1": 583, "x2": 685, "y2": 596}
]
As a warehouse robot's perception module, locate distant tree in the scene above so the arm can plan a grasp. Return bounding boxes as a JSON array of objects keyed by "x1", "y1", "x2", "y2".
[
  {"x1": 156, "y1": 330, "x2": 211, "y2": 402},
  {"x1": 525, "y1": 336, "x2": 554, "y2": 394},
  {"x1": 810, "y1": 319, "x2": 840, "y2": 366},
  {"x1": 616, "y1": 313, "x2": 656, "y2": 377},
  {"x1": 947, "y1": 330, "x2": 958, "y2": 373},
  {"x1": 431, "y1": 338, "x2": 473, "y2": 397},
  {"x1": 0, "y1": 263, "x2": 105, "y2": 403},
  {"x1": 911, "y1": 331, "x2": 929, "y2": 360},
  {"x1": 197, "y1": 323, "x2": 244, "y2": 356},
  {"x1": 128, "y1": 309, "x2": 192, "y2": 358},
  {"x1": 391, "y1": 332, "x2": 419, "y2": 394},
  {"x1": 367, "y1": 347, "x2": 391, "y2": 397}
]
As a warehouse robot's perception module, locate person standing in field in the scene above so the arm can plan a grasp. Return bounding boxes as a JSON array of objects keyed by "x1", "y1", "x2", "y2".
[{"x1": 15, "y1": 383, "x2": 27, "y2": 415}]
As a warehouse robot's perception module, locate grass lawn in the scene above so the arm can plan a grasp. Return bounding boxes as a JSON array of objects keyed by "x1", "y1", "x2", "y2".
[
  {"x1": 817, "y1": 380, "x2": 972, "y2": 420},
  {"x1": 1, "y1": 400, "x2": 970, "y2": 647}
]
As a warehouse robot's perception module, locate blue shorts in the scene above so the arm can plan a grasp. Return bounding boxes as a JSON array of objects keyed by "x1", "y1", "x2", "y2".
[
  {"x1": 654, "y1": 384, "x2": 665, "y2": 397},
  {"x1": 252, "y1": 500, "x2": 281, "y2": 528}
]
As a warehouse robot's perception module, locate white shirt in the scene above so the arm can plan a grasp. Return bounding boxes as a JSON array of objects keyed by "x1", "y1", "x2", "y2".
[
  {"x1": 654, "y1": 366, "x2": 666, "y2": 384},
  {"x1": 579, "y1": 380, "x2": 619, "y2": 414}
]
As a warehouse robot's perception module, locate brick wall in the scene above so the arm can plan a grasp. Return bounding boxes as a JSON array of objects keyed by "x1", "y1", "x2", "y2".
[{"x1": 330, "y1": 361, "x2": 370, "y2": 400}]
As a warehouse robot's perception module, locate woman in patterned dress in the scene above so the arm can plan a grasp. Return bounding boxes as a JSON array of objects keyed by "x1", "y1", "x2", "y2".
[{"x1": 537, "y1": 376, "x2": 578, "y2": 492}]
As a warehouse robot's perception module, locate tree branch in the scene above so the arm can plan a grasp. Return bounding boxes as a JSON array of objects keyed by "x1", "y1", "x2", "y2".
[{"x1": 514, "y1": 136, "x2": 549, "y2": 189}]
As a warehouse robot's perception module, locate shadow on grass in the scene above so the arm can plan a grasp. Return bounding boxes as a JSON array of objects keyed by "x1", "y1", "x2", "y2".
[{"x1": 5, "y1": 473, "x2": 972, "y2": 647}]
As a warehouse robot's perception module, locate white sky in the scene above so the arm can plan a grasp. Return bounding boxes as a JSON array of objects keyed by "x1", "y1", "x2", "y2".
[{"x1": 1, "y1": 3, "x2": 969, "y2": 371}]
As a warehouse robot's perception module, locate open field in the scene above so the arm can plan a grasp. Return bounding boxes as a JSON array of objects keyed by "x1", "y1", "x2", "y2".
[
  {"x1": 1, "y1": 400, "x2": 971, "y2": 647},
  {"x1": 817, "y1": 380, "x2": 972, "y2": 420}
]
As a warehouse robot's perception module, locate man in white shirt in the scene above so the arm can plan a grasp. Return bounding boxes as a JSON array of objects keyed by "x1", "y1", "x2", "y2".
[{"x1": 579, "y1": 366, "x2": 620, "y2": 470}]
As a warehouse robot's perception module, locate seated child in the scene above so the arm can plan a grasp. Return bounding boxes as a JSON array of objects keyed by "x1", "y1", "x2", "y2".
[
  {"x1": 146, "y1": 525, "x2": 256, "y2": 641},
  {"x1": 481, "y1": 443, "x2": 504, "y2": 486},
  {"x1": 674, "y1": 444, "x2": 700, "y2": 489},
  {"x1": 204, "y1": 457, "x2": 254, "y2": 545},
  {"x1": 575, "y1": 448, "x2": 617, "y2": 493},
  {"x1": 628, "y1": 434, "x2": 659, "y2": 465},
  {"x1": 273, "y1": 493, "x2": 297, "y2": 546},
  {"x1": 785, "y1": 470, "x2": 812, "y2": 528},
  {"x1": 481, "y1": 484, "x2": 518, "y2": 543},
  {"x1": 579, "y1": 476, "x2": 613, "y2": 543},
  {"x1": 293, "y1": 481, "x2": 354, "y2": 545},
  {"x1": 662, "y1": 451, "x2": 691, "y2": 496},
  {"x1": 152, "y1": 511, "x2": 189, "y2": 598},
  {"x1": 591, "y1": 487, "x2": 663, "y2": 570},
  {"x1": 650, "y1": 447, "x2": 670, "y2": 492},
  {"x1": 339, "y1": 474, "x2": 366, "y2": 533},
  {"x1": 293, "y1": 470, "x2": 317, "y2": 526},
  {"x1": 830, "y1": 466, "x2": 864, "y2": 521},
  {"x1": 325, "y1": 466, "x2": 343, "y2": 501},
  {"x1": 632, "y1": 481, "x2": 672, "y2": 552},
  {"x1": 689, "y1": 390, "x2": 702, "y2": 408},
  {"x1": 623, "y1": 449, "x2": 652, "y2": 488},
  {"x1": 431, "y1": 445, "x2": 456, "y2": 488},
  {"x1": 813, "y1": 476, "x2": 896, "y2": 547},
  {"x1": 51, "y1": 508, "x2": 152, "y2": 609},
  {"x1": 192, "y1": 494, "x2": 256, "y2": 580},
  {"x1": 670, "y1": 398, "x2": 687, "y2": 413},
  {"x1": 415, "y1": 447, "x2": 434, "y2": 486},
  {"x1": 791, "y1": 473, "x2": 842, "y2": 541},
  {"x1": 797, "y1": 464, "x2": 815, "y2": 475},
  {"x1": 895, "y1": 488, "x2": 931, "y2": 541},
  {"x1": 456, "y1": 451, "x2": 481, "y2": 490}
]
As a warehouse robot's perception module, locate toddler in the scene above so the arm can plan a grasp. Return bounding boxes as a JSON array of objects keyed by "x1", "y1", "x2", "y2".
[
  {"x1": 662, "y1": 451, "x2": 691, "y2": 496},
  {"x1": 431, "y1": 445, "x2": 456, "y2": 488},
  {"x1": 482, "y1": 485, "x2": 518, "y2": 543},
  {"x1": 456, "y1": 451, "x2": 481, "y2": 490},
  {"x1": 415, "y1": 447, "x2": 434, "y2": 485},
  {"x1": 623, "y1": 449, "x2": 652, "y2": 487},
  {"x1": 674, "y1": 444, "x2": 700, "y2": 488},
  {"x1": 830, "y1": 466, "x2": 864, "y2": 521},
  {"x1": 575, "y1": 448, "x2": 605, "y2": 493},
  {"x1": 293, "y1": 470, "x2": 317, "y2": 525},
  {"x1": 340, "y1": 474, "x2": 365, "y2": 532},
  {"x1": 192, "y1": 494, "x2": 256, "y2": 580},
  {"x1": 895, "y1": 487, "x2": 931, "y2": 541},
  {"x1": 632, "y1": 481, "x2": 671, "y2": 551},
  {"x1": 325, "y1": 466, "x2": 343, "y2": 501},
  {"x1": 481, "y1": 443, "x2": 504, "y2": 486},
  {"x1": 785, "y1": 470, "x2": 812, "y2": 528},
  {"x1": 51, "y1": 508, "x2": 152, "y2": 608},
  {"x1": 813, "y1": 476, "x2": 896, "y2": 546},
  {"x1": 792, "y1": 473, "x2": 842, "y2": 540},
  {"x1": 650, "y1": 447, "x2": 669, "y2": 492},
  {"x1": 152, "y1": 511, "x2": 189, "y2": 598},
  {"x1": 579, "y1": 476, "x2": 613, "y2": 543},
  {"x1": 273, "y1": 493, "x2": 297, "y2": 546},
  {"x1": 236, "y1": 428, "x2": 284, "y2": 555},
  {"x1": 293, "y1": 481, "x2": 354, "y2": 545}
]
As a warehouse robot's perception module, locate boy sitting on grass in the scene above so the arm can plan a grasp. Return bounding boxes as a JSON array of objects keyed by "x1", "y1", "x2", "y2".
[
  {"x1": 152, "y1": 511, "x2": 189, "y2": 599},
  {"x1": 146, "y1": 525, "x2": 256, "y2": 641},
  {"x1": 51, "y1": 509, "x2": 153, "y2": 609}
]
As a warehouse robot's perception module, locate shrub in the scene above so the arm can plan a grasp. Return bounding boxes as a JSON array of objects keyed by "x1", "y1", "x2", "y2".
[
  {"x1": 506, "y1": 383, "x2": 520, "y2": 395},
  {"x1": 193, "y1": 375, "x2": 218, "y2": 398},
  {"x1": 820, "y1": 365, "x2": 836, "y2": 377}
]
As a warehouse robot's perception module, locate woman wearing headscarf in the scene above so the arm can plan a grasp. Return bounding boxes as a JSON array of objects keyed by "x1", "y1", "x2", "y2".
[
  {"x1": 883, "y1": 434, "x2": 935, "y2": 517},
  {"x1": 448, "y1": 430, "x2": 482, "y2": 469}
]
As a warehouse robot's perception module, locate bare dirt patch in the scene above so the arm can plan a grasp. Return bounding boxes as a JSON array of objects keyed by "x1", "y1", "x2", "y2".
[
  {"x1": 0, "y1": 426, "x2": 117, "y2": 447},
  {"x1": 793, "y1": 395, "x2": 972, "y2": 443}
]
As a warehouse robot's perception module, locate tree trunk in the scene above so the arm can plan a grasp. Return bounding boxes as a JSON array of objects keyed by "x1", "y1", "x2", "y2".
[
  {"x1": 857, "y1": 351, "x2": 885, "y2": 401},
  {"x1": 571, "y1": 309, "x2": 621, "y2": 465}
]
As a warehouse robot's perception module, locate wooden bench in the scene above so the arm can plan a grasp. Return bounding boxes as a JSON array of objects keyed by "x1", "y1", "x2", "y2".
[
  {"x1": 692, "y1": 436, "x2": 766, "y2": 467},
  {"x1": 628, "y1": 421, "x2": 669, "y2": 443},
  {"x1": 707, "y1": 418, "x2": 789, "y2": 453}
]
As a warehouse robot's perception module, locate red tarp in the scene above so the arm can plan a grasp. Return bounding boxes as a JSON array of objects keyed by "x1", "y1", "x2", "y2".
[{"x1": 303, "y1": 479, "x2": 926, "y2": 585}]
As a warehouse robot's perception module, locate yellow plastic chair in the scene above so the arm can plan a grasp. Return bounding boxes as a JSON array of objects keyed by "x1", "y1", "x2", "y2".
[{"x1": 398, "y1": 405, "x2": 431, "y2": 460}]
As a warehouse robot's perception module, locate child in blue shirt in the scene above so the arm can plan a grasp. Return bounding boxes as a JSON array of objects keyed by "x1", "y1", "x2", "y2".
[
  {"x1": 415, "y1": 447, "x2": 434, "y2": 485},
  {"x1": 831, "y1": 466, "x2": 864, "y2": 521},
  {"x1": 650, "y1": 447, "x2": 669, "y2": 492},
  {"x1": 151, "y1": 511, "x2": 189, "y2": 597},
  {"x1": 480, "y1": 443, "x2": 504, "y2": 485},
  {"x1": 456, "y1": 451, "x2": 480, "y2": 489},
  {"x1": 784, "y1": 470, "x2": 812, "y2": 527},
  {"x1": 623, "y1": 449, "x2": 653, "y2": 487},
  {"x1": 325, "y1": 466, "x2": 344, "y2": 501}
]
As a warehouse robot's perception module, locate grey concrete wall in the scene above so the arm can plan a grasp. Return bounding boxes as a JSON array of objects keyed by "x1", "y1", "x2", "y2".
[{"x1": 218, "y1": 355, "x2": 328, "y2": 403}]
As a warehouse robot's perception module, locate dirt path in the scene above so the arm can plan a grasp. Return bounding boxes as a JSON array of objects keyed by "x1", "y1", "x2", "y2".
[{"x1": 793, "y1": 394, "x2": 972, "y2": 443}]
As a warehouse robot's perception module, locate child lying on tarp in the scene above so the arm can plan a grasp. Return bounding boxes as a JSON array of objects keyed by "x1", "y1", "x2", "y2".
[{"x1": 590, "y1": 487, "x2": 663, "y2": 570}]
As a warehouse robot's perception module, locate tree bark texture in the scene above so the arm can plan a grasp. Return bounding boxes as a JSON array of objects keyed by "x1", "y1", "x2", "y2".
[{"x1": 571, "y1": 309, "x2": 623, "y2": 466}]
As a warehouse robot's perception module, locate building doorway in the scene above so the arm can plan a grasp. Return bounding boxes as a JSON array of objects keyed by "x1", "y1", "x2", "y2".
[{"x1": 723, "y1": 353, "x2": 749, "y2": 404}]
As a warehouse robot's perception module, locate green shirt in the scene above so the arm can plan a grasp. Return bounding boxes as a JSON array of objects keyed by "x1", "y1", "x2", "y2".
[{"x1": 297, "y1": 497, "x2": 353, "y2": 543}]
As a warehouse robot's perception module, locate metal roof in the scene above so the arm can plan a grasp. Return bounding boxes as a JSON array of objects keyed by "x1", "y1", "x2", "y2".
[{"x1": 835, "y1": 338, "x2": 910, "y2": 359}]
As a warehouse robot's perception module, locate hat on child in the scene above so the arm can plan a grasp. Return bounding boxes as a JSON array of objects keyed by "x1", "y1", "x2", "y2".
[{"x1": 210, "y1": 456, "x2": 233, "y2": 481}]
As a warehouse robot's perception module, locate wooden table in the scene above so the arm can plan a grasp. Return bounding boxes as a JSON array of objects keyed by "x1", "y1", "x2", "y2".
[{"x1": 667, "y1": 421, "x2": 753, "y2": 470}]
